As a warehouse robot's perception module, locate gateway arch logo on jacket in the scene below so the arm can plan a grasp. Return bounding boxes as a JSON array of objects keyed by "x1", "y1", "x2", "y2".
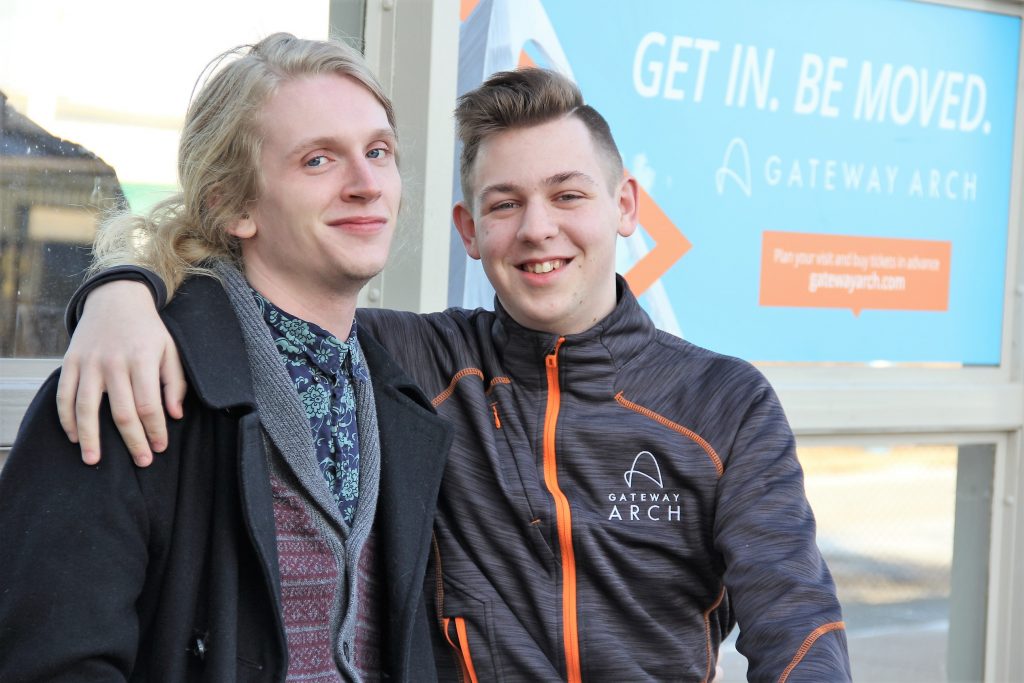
[
  {"x1": 624, "y1": 450, "x2": 663, "y2": 488},
  {"x1": 608, "y1": 450, "x2": 683, "y2": 522}
]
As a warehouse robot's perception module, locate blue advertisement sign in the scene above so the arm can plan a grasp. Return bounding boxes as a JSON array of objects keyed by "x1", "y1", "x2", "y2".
[{"x1": 457, "y1": 0, "x2": 1021, "y2": 364}]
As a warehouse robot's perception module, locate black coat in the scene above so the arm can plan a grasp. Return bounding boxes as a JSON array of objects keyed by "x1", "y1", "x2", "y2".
[{"x1": 0, "y1": 276, "x2": 452, "y2": 682}]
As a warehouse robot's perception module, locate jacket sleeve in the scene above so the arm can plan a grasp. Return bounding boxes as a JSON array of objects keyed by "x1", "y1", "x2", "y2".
[
  {"x1": 64, "y1": 265, "x2": 167, "y2": 334},
  {"x1": 713, "y1": 381, "x2": 852, "y2": 682},
  {"x1": 355, "y1": 308, "x2": 459, "y2": 396},
  {"x1": 0, "y1": 372, "x2": 150, "y2": 682}
]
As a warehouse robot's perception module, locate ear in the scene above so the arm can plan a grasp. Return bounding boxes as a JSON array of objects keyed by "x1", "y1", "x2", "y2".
[
  {"x1": 452, "y1": 201, "x2": 481, "y2": 260},
  {"x1": 227, "y1": 212, "x2": 257, "y2": 240},
  {"x1": 616, "y1": 174, "x2": 640, "y2": 238}
]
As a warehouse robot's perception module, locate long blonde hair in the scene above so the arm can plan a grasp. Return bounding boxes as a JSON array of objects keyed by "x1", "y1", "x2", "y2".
[{"x1": 90, "y1": 33, "x2": 396, "y2": 297}]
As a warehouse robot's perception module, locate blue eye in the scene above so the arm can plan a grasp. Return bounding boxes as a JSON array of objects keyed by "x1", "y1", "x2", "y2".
[
  {"x1": 306, "y1": 155, "x2": 328, "y2": 168},
  {"x1": 367, "y1": 147, "x2": 388, "y2": 160}
]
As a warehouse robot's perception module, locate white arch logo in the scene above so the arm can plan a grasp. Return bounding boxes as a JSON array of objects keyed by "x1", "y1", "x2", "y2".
[
  {"x1": 715, "y1": 137, "x2": 752, "y2": 197},
  {"x1": 624, "y1": 451, "x2": 663, "y2": 489}
]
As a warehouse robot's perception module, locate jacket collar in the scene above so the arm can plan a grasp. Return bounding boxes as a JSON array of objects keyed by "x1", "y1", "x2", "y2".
[
  {"x1": 492, "y1": 274, "x2": 657, "y2": 385},
  {"x1": 161, "y1": 271, "x2": 430, "y2": 415},
  {"x1": 160, "y1": 274, "x2": 256, "y2": 411}
]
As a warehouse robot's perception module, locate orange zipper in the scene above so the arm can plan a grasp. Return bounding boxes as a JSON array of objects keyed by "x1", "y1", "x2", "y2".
[
  {"x1": 442, "y1": 616, "x2": 480, "y2": 683},
  {"x1": 541, "y1": 337, "x2": 581, "y2": 683}
]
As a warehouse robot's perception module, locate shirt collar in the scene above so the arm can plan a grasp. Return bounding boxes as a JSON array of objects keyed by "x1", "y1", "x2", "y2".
[{"x1": 250, "y1": 288, "x2": 368, "y2": 382}]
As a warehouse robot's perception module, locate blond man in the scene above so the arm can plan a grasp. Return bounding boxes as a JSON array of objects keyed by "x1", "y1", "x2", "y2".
[{"x1": 0, "y1": 34, "x2": 450, "y2": 681}]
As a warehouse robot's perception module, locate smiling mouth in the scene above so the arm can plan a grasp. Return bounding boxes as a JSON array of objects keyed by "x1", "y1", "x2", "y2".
[
  {"x1": 327, "y1": 216, "x2": 388, "y2": 229},
  {"x1": 519, "y1": 259, "x2": 566, "y2": 274}
]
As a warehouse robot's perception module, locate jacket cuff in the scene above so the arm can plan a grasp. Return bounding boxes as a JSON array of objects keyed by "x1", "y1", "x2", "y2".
[{"x1": 65, "y1": 266, "x2": 168, "y2": 334}]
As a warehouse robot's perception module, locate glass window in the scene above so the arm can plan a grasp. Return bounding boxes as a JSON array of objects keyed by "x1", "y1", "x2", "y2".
[
  {"x1": 0, "y1": 93, "x2": 123, "y2": 357},
  {"x1": 718, "y1": 443, "x2": 989, "y2": 680},
  {"x1": 0, "y1": 0, "x2": 330, "y2": 359}
]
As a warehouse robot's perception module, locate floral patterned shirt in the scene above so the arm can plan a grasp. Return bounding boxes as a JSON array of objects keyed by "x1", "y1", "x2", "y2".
[{"x1": 252, "y1": 290, "x2": 369, "y2": 526}]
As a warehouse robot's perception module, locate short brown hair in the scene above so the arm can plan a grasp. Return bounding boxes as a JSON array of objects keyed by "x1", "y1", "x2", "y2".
[{"x1": 455, "y1": 68, "x2": 623, "y2": 207}]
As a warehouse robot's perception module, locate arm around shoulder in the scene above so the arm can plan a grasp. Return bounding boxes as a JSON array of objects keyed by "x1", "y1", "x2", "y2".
[
  {"x1": 64, "y1": 265, "x2": 167, "y2": 334},
  {"x1": 57, "y1": 267, "x2": 185, "y2": 467}
]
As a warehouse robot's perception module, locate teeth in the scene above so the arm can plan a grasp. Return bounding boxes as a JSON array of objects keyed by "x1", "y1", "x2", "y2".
[{"x1": 522, "y1": 259, "x2": 563, "y2": 274}]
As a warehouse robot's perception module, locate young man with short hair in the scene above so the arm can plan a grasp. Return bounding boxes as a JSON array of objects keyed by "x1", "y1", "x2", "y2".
[
  {"x1": 57, "y1": 68, "x2": 851, "y2": 681},
  {"x1": 0, "y1": 34, "x2": 451, "y2": 681}
]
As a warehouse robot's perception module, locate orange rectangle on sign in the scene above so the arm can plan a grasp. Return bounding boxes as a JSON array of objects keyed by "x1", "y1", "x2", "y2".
[{"x1": 759, "y1": 231, "x2": 951, "y2": 315}]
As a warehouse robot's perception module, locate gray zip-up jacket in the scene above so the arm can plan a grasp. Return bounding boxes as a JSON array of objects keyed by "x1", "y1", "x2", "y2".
[{"x1": 358, "y1": 277, "x2": 851, "y2": 683}]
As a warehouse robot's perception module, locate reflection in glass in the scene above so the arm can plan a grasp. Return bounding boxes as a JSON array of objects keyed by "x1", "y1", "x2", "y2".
[
  {"x1": 803, "y1": 445, "x2": 955, "y2": 681},
  {"x1": 0, "y1": 90, "x2": 123, "y2": 358}
]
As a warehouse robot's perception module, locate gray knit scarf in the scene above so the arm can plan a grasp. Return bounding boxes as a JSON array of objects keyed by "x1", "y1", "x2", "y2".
[{"x1": 213, "y1": 261, "x2": 381, "y2": 681}]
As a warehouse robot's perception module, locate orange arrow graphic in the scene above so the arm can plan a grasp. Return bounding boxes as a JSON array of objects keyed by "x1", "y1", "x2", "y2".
[{"x1": 625, "y1": 183, "x2": 691, "y2": 297}]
